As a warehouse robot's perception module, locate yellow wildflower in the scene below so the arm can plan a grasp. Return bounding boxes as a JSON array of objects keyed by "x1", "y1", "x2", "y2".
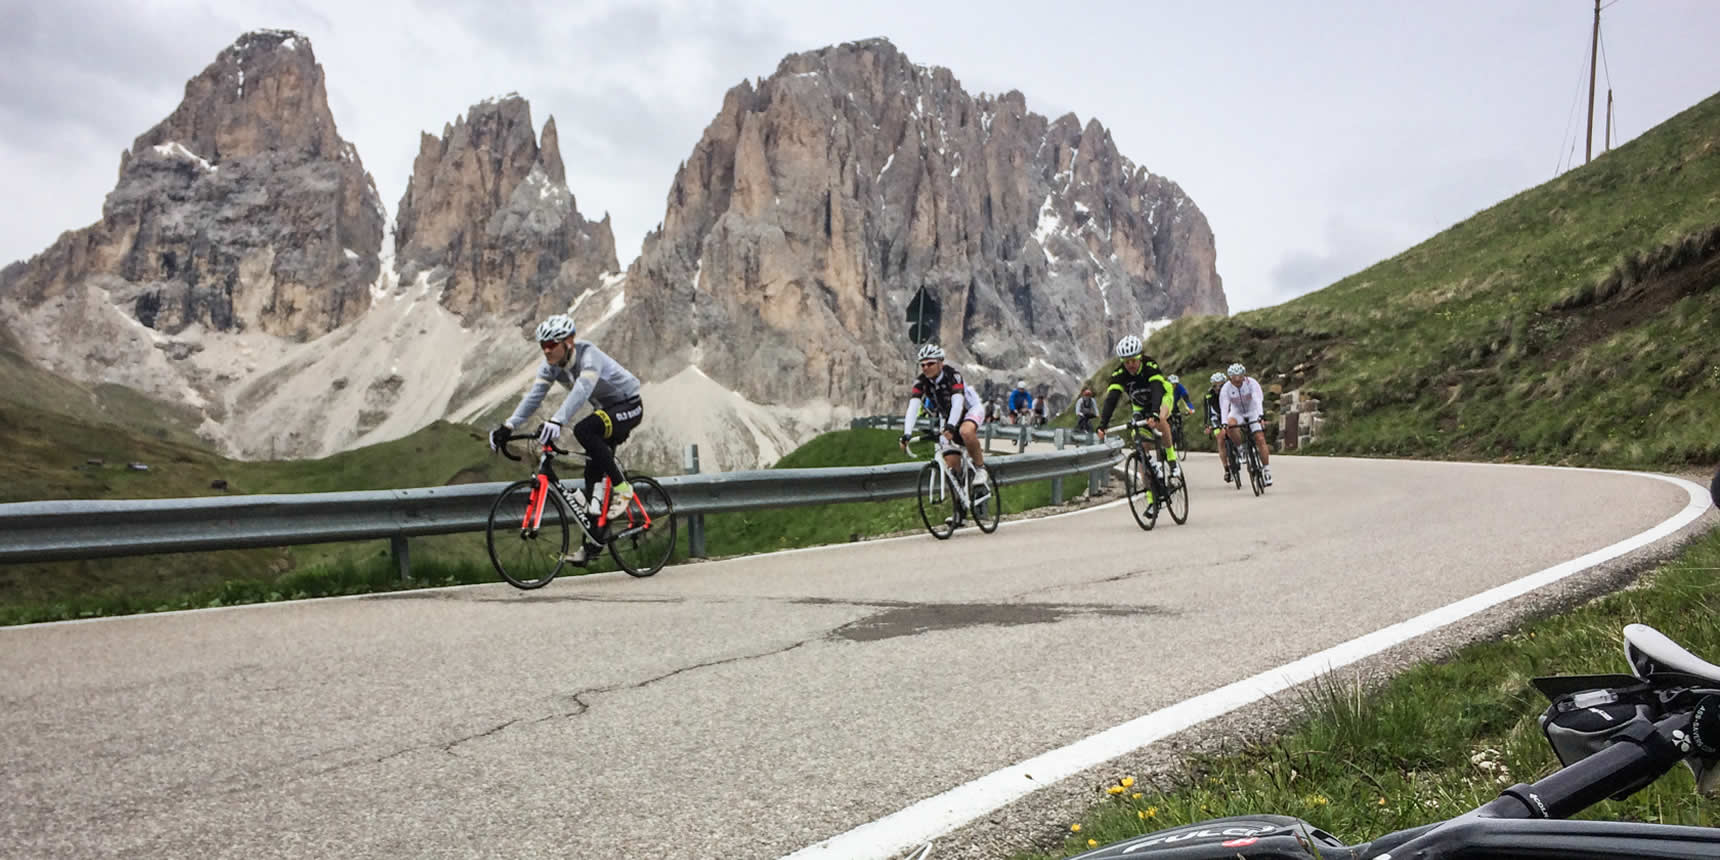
[
  {"x1": 1121, "y1": 777, "x2": 1135, "y2": 788},
  {"x1": 1087, "y1": 839, "x2": 1098, "y2": 848},
  {"x1": 1071, "y1": 824, "x2": 1081, "y2": 833},
  {"x1": 1131, "y1": 792, "x2": 1142, "y2": 799},
  {"x1": 1107, "y1": 785, "x2": 1125, "y2": 795}
]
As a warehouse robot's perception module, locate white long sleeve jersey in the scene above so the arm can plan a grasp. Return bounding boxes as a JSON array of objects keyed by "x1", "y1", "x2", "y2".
[
  {"x1": 1220, "y1": 376, "x2": 1265, "y2": 425},
  {"x1": 902, "y1": 365, "x2": 982, "y2": 435},
  {"x1": 505, "y1": 342, "x2": 641, "y2": 429}
]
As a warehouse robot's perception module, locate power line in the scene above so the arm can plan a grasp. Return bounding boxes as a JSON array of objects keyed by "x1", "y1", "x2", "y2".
[
  {"x1": 1553, "y1": 21, "x2": 1593, "y2": 176},
  {"x1": 1598, "y1": 11, "x2": 1617, "y2": 148}
]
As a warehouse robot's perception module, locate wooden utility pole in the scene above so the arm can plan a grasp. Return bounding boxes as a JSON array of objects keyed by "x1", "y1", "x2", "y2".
[{"x1": 1585, "y1": 0, "x2": 1600, "y2": 164}]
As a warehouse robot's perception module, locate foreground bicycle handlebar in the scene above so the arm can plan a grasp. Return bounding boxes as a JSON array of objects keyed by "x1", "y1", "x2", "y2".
[
  {"x1": 496, "y1": 430, "x2": 575, "y2": 463},
  {"x1": 1069, "y1": 624, "x2": 1720, "y2": 859}
]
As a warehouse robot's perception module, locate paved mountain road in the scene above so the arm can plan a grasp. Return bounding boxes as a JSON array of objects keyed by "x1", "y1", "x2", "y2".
[{"x1": 0, "y1": 456, "x2": 1700, "y2": 859}]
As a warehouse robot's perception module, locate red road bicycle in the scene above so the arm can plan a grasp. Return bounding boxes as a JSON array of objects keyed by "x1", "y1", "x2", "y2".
[{"x1": 486, "y1": 432, "x2": 677, "y2": 588}]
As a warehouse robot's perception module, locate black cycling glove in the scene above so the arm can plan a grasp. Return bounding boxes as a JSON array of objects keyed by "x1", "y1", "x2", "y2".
[{"x1": 489, "y1": 425, "x2": 511, "y2": 453}]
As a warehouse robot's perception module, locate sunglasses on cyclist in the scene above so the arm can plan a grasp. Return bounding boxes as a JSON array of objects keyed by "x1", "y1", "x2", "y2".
[{"x1": 919, "y1": 359, "x2": 940, "y2": 367}]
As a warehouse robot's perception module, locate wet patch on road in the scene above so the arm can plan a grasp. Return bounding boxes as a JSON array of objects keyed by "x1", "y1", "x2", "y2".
[{"x1": 829, "y1": 601, "x2": 1168, "y2": 642}]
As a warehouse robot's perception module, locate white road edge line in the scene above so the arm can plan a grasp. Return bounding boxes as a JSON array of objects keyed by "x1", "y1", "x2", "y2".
[{"x1": 781, "y1": 470, "x2": 1712, "y2": 860}]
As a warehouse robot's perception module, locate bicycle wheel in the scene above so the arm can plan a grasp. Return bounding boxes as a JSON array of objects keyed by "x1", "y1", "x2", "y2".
[
  {"x1": 487, "y1": 478, "x2": 572, "y2": 590},
  {"x1": 1225, "y1": 436, "x2": 1243, "y2": 490},
  {"x1": 1124, "y1": 451, "x2": 1158, "y2": 531},
  {"x1": 607, "y1": 476, "x2": 677, "y2": 577},
  {"x1": 1017, "y1": 423, "x2": 1030, "y2": 453},
  {"x1": 1248, "y1": 445, "x2": 1265, "y2": 496},
  {"x1": 972, "y1": 470, "x2": 1001, "y2": 534},
  {"x1": 1166, "y1": 470, "x2": 1189, "y2": 525},
  {"x1": 917, "y1": 461, "x2": 958, "y2": 539}
]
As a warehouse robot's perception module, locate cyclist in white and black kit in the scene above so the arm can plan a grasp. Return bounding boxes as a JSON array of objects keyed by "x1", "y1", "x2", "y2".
[
  {"x1": 899, "y1": 344, "x2": 990, "y2": 491},
  {"x1": 489, "y1": 313, "x2": 644, "y2": 563},
  {"x1": 1220, "y1": 362, "x2": 1272, "y2": 487}
]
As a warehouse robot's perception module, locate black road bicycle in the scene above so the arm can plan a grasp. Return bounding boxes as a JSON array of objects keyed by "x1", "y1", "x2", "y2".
[
  {"x1": 1121, "y1": 417, "x2": 1188, "y2": 531},
  {"x1": 1170, "y1": 411, "x2": 1187, "y2": 454},
  {"x1": 1226, "y1": 422, "x2": 1266, "y2": 496},
  {"x1": 910, "y1": 429, "x2": 1000, "y2": 539},
  {"x1": 486, "y1": 432, "x2": 677, "y2": 588},
  {"x1": 1070, "y1": 623, "x2": 1720, "y2": 859}
]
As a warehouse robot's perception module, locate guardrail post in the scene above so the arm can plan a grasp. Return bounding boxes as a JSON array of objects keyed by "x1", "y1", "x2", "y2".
[
  {"x1": 984, "y1": 420, "x2": 995, "y2": 453},
  {"x1": 683, "y1": 444, "x2": 707, "y2": 559},
  {"x1": 1051, "y1": 429, "x2": 1068, "y2": 504},
  {"x1": 390, "y1": 535, "x2": 411, "y2": 581}
]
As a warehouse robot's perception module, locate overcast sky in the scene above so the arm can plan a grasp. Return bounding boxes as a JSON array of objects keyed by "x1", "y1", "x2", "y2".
[{"x1": 4, "y1": 0, "x2": 1717, "y2": 311}]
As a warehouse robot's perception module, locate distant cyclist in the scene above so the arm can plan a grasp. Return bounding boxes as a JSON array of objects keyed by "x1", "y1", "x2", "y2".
[
  {"x1": 1221, "y1": 362, "x2": 1272, "y2": 487},
  {"x1": 1007, "y1": 380, "x2": 1034, "y2": 424},
  {"x1": 489, "y1": 313, "x2": 644, "y2": 564},
  {"x1": 1074, "y1": 386, "x2": 1099, "y2": 434},
  {"x1": 1031, "y1": 392, "x2": 1049, "y2": 425},
  {"x1": 899, "y1": 344, "x2": 989, "y2": 492},
  {"x1": 1204, "y1": 371, "x2": 1230, "y2": 482},
  {"x1": 1169, "y1": 374, "x2": 1195, "y2": 418},
  {"x1": 1096, "y1": 335, "x2": 1181, "y2": 484}
]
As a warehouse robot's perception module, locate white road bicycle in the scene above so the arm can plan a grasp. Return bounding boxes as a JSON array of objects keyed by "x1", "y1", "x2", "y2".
[{"x1": 908, "y1": 429, "x2": 1001, "y2": 539}]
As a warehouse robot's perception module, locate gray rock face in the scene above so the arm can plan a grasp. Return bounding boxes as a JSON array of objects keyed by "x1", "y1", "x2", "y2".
[
  {"x1": 599, "y1": 37, "x2": 1226, "y2": 413},
  {"x1": 0, "y1": 29, "x2": 385, "y2": 340},
  {"x1": 393, "y1": 96, "x2": 618, "y2": 326}
]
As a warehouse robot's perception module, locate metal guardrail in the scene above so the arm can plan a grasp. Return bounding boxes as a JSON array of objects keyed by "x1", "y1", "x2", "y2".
[
  {"x1": 850, "y1": 414, "x2": 1100, "y2": 447},
  {"x1": 0, "y1": 442, "x2": 1121, "y2": 569}
]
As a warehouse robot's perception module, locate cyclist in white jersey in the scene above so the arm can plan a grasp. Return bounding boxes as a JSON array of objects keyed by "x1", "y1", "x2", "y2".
[
  {"x1": 489, "y1": 314, "x2": 645, "y2": 563},
  {"x1": 1220, "y1": 362, "x2": 1272, "y2": 486},
  {"x1": 899, "y1": 344, "x2": 989, "y2": 491}
]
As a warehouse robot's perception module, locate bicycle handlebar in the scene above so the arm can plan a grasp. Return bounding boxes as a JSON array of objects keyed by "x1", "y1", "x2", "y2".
[{"x1": 497, "y1": 431, "x2": 572, "y2": 462}]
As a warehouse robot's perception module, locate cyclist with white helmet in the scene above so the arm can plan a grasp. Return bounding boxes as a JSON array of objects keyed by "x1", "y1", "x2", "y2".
[
  {"x1": 1168, "y1": 374, "x2": 1195, "y2": 418},
  {"x1": 1221, "y1": 362, "x2": 1272, "y2": 487},
  {"x1": 1204, "y1": 371, "x2": 1231, "y2": 481},
  {"x1": 489, "y1": 313, "x2": 645, "y2": 564},
  {"x1": 900, "y1": 344, "x2": 989, "y2": 491},
  {"x1": 1007, "y1": 380, "x2": 1034, "y2": 425},
  {"x1": 1096, "y1": 334, "x2": 1182, "y2": 487}
]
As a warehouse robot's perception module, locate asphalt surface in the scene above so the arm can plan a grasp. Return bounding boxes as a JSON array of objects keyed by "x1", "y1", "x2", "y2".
[{"x1": 0, "y1": 454, "x2": 1700, "y2": 859}]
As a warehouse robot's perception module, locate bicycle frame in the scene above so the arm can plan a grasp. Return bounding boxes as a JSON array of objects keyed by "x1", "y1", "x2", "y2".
[
  {"x1": 920, "y1": 437, "x2": 978, "y2": 512},
  {"x1": 515, "y1": 442, "x2": 653, "y2": 545},
  {"x1": 1128, "y1": 421, "x2": 1172, "y2": 501}
]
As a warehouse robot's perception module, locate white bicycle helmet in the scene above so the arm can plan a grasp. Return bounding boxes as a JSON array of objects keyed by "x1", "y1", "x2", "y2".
[
  {"x1": 535, "y1": 314, "x2": 576, "y2": 343},
  {"x1": 1114, "y1": 335, "x2": 1143, "y2": 359},
  {"x1": 1210, "y1": 371, "x2": 1226, "y2": 384},
  {"x1": 1168, "y1": 374, "x2": 1180, "y2": 384},
  {"x1": 1017, "y1": 380, "x2": 1028, "y2": 389},
  {"x1": 917, "y1": 343, "x2": 945, "y2": 362},
  {"x1": 1227, "y1": 362, "x2": 1247, "y2": 377}
]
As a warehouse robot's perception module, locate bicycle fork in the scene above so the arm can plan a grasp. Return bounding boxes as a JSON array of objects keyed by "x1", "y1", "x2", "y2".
[{"x1": 520, "y1": 474, "x2": 551, "y2": 537}]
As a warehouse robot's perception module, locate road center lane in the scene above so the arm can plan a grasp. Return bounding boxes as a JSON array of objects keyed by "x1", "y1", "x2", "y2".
[{"x1": 0, "y1": 456, "x2": 1695, "y2": 859}]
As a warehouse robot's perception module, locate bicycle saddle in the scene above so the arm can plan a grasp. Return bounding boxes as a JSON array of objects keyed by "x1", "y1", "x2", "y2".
[{"x1": 1623, "y1": 624, "x2": 1720, "y2": 685}]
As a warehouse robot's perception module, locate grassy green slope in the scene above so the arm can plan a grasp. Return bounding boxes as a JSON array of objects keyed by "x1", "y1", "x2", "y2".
[{"x1": 1140, "y1": 91, "x2": 1720, "y2": 467}]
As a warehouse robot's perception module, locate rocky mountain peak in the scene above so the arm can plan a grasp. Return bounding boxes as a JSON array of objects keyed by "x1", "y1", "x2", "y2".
[
  {"x1": 0, "y1": 26, "x2": 385, "y2": 451},
  {"x1": 393, "y1": 94, "x2": 618, "y2": 325},
  {"x1": 126, "y1": 29, "x2": 342, "y2": 170},
  {"x1": 596, "y1": 36, "x2": 1226, "y2": 417}
]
